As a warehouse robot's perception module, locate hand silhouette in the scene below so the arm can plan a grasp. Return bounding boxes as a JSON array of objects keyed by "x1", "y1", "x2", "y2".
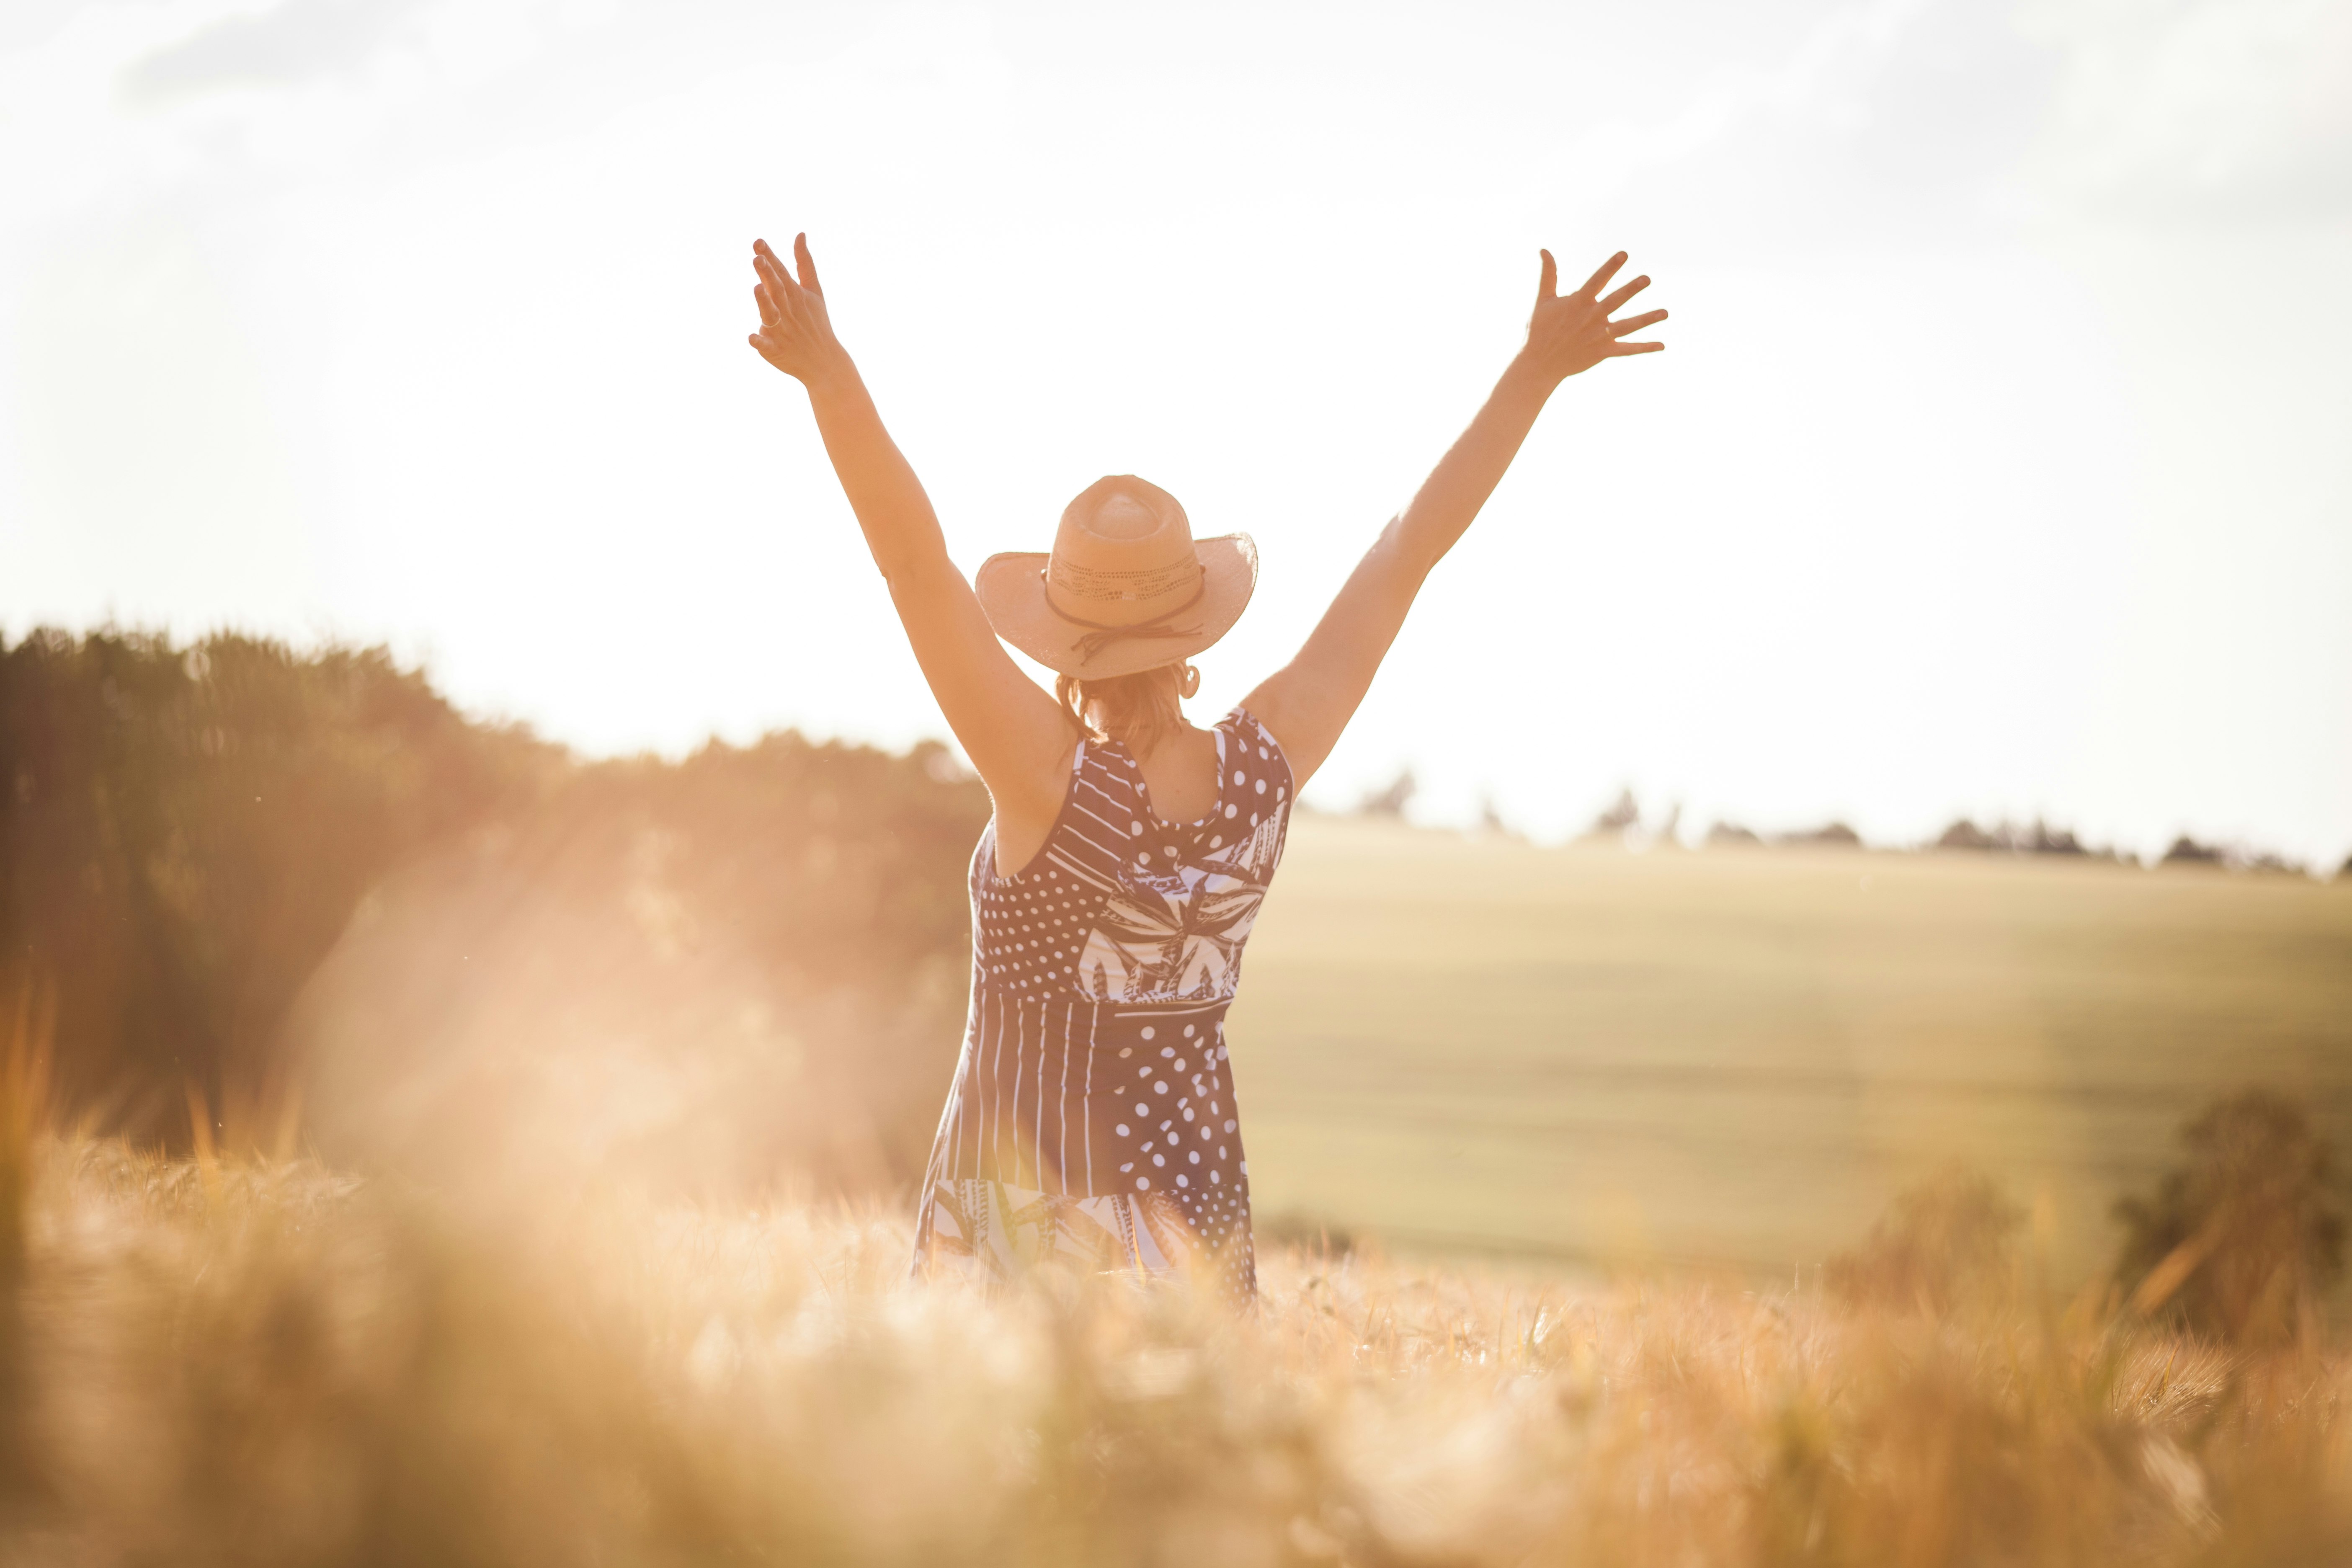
[
  {"x1": 747, "y1": 234, "x2": 847, "y2": 386},
  {"x1": 1522, "y1": 250, "x2": 1667, "y2": 384}
]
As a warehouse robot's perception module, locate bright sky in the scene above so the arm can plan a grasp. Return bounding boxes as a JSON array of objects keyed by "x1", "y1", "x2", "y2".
[{"x1": 3, "y1": 0, "x2": 2348, "y2": 864}]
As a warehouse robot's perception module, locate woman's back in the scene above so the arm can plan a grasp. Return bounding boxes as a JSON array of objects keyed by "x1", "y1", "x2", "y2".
[
  {"x1": 913, "y1": 707, "x2": 1292, "y2": 1305},
  {"x1": 976, "y1": 707, "x2": 1291, "y2": 1003}
]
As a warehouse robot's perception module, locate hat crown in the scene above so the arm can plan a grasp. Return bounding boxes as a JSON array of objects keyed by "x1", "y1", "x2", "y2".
[{"x1": 1044, "y1": 476, "x2": 1202, "y2": 627}]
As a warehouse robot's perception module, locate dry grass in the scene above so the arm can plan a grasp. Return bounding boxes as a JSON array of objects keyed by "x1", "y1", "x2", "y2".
[{"x1": 0, "y1": 1137, "x2": 2346, "y2": 1567}]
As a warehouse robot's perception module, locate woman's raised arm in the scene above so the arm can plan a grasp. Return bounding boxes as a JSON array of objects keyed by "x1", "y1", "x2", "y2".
[
  {"x1": 1243, "y1": 249, "x2": 1666, "y2": 790},
  {"x1": 748, "y1": 235, "x2": 1073, "y2": 830}
]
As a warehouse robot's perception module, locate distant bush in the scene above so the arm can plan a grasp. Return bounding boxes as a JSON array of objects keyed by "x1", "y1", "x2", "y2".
[
  {"x1": 2236, "y1": 849, "x2": 2307, "y2": 876},
  {"x1": 2115, "y1": 1088, "x2": 2348, "y2": 1344},
  {"x1": 2162, "y1": 835, "x2": 2225, "y2": 866},
  {"x1": 1826, "y1": 1166, "x2": 2022, "y2": 1314},
  {"x1": 1585, "y1": 786, "x2": 1640, "y2": 840},
  {"x1": 1354, "y1": 768, "x2": 1416, "y2": 818},
  {"x1": 1473, "y1": 794, "x2": 1520, "y2": 839},
  {"x1": 1777, "y1": 821, "x2": 1862, "y2": 848},
  {"x1": 1704, "y1": 821, "x2": 1761, "y2": 847},
  {"x1": 1937, "y1": 820, "x2": 2314, "y2": 873},
  {"x1": 1936, "y1": 818, "x2": 2000, "y2": 851},
  {"x1": 1936, "y1": 817, "x2": 2094, "y2": 856}
]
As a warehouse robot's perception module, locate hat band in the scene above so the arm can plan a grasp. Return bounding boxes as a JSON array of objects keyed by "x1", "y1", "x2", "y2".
[
  {"x1": 1038, "y1": 567, "x2": 1208, "y2": 666},
  {"x1": 1044, "y1": 554, "x2": 1201, "y2": 607}
]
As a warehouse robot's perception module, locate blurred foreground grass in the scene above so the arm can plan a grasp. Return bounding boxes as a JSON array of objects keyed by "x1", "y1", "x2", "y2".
[{"x1": 3, "y1": 1135, "x2": 2347, "y2": 1566}]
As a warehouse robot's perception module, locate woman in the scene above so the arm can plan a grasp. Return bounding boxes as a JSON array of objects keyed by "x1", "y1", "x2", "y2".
[{"x1": 747, "y1": 234, "x2": 1664, "y2": 1305}]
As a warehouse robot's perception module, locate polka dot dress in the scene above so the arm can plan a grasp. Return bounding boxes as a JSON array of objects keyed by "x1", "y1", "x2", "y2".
[{"x1": 910, "y1": 708, "x2": 1293, "y2": 1308}]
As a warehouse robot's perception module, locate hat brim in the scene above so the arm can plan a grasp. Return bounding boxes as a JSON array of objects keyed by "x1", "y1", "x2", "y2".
[{"x1": 975, "y1": 534, "x2": 1258, "y2": 679}]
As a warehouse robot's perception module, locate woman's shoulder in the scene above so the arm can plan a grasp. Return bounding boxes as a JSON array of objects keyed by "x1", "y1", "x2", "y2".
[
  {"x1": 976, "y1": 736, "x2": 1142, "y2": 887},
  {"x1": 1219, "y1": 705, "x2": 1295, "y2": 791}
]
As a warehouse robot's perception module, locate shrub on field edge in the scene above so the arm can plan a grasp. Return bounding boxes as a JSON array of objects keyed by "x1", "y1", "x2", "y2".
[
  {"x1": 1825, "y1": 1166, "x2": 2023, "y2": 1313},
  {"x1": 2115, "y1": 1088, "x2": 2348, "y2": 1345}
]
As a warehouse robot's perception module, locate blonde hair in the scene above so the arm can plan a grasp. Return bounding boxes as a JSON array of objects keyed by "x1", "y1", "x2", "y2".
[{"x1": 1055, "y1": 663, "x2": 1194, "y2": 759}]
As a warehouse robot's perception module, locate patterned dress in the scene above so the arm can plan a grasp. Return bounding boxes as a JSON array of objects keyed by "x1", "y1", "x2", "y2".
[{"x1": 910, "y1": 707, "x2": 1294, "y2": 1307}]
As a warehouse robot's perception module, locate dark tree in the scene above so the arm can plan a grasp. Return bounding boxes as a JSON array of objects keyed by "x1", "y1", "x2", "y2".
[{"x1": 2114, "y1": 1088, "x2": 2347, "y2": 1344}]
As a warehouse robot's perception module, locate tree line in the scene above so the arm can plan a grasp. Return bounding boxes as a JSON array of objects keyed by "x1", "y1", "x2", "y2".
[{"x1": 0, "y1": 628, "x2": 987, "y2": 1163}]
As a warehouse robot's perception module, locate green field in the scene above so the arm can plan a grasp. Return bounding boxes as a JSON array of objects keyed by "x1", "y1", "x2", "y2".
[{"x1": 1229, "y1": 817, "x2": 2352, "y2": 1280}]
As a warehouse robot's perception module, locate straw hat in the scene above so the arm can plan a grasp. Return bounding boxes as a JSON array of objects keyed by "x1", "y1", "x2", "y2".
[{"x1": 975, "y1": 476, "x2": 1257, "y2": 680}]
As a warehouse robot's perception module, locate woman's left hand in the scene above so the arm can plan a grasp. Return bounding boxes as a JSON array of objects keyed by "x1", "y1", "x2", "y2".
[{"x1": 1520, "y1": 249, "x2": 1667, "y2": 385}]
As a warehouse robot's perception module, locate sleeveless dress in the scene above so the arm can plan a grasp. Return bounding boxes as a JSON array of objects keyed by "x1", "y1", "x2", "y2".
[{"x1": 910, "y1": 707, "x2": 1294, "y2": 1307}]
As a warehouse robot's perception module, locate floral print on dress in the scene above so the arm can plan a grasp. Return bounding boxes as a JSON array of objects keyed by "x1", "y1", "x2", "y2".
[{"x1": 1073, "y1": 716, "x2": 1292, "y2": 1005}]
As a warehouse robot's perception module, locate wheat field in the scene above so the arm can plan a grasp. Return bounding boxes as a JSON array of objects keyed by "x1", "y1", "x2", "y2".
[
  {"x1": 0, "y1": 1133, "x2": 2344, "y2": 1566},
  {"x1": 1233, "y1": 819, "x2": 2352, "y2": 1279}
]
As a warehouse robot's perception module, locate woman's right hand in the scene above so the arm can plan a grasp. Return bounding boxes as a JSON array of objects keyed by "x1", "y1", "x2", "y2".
[{"x1": 747, "y1": 234, "x2": 848, "y2": 388}]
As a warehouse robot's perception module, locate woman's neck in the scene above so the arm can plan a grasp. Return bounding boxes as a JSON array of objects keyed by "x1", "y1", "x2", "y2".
[
  {"x1": 1126, "y1": 718, "x2": 1220, "y2": 824},
  {"x1": 1118, "y1": 715, "x2": 1197, "y2": 764}
]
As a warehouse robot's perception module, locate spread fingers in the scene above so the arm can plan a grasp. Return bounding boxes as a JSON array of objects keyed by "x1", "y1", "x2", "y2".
[
  {"x1": 1598, "y1": 275, "x2": 1651, "y2": 314},
  {"x1": 1578, "y1": 251, "x2": 1629, "y2": 298}
]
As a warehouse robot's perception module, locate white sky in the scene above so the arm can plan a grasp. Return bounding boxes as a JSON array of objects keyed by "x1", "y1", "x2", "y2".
[{"x1": 3, "y1": 0, "x2": 2348, "y2": 864}]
